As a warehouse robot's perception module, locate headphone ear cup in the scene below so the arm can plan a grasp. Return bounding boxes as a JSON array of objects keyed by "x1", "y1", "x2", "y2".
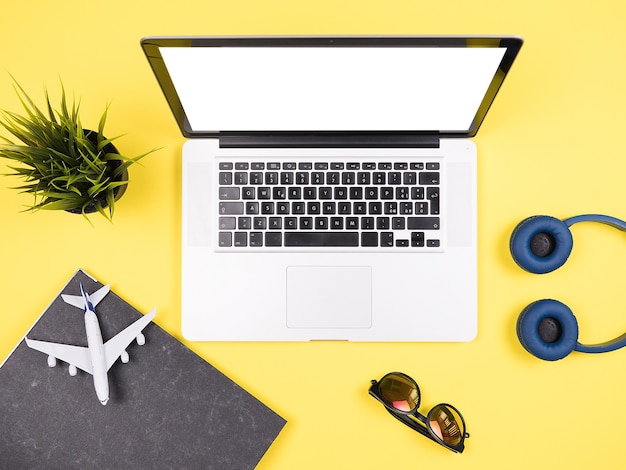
[
  {"x1": 516, "y1": 299, "x2": 579, "y2": 361},
  {"x1": 510, "y1": 216, "x2": 574, "y2": 274}
]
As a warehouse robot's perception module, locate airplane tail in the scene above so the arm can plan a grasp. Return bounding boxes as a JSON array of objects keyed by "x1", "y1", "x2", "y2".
[{"x1": 62, "y1": 284, "x2": 110, "y2": 310}]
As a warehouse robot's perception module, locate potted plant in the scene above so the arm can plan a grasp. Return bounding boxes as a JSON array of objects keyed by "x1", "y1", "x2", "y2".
[{"x1": 0, "y1": 78, "x2": 154, "y2": 222}]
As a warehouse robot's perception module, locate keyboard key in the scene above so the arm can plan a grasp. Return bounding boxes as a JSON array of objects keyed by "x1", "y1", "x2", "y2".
[
  {"x1": 219, "y1": 172, "x2": 232, "y2": 185},
  {"x1": 292, "y1": 202, "x2": 305, "y2": 214},
  {"x1": 312, "y1": 172, "x2": 324, "y2": 184},
  {"x1": 327, "y1": 172, "x2": 340, "y2": 184},
  {"x1": 265, "y1": 172, "x2": 279, "y2": 185},
  {"x1": 361, "y1": 232, "x2": 378, "y2": 247},
  {"x1": 315, "y1": 217, "x2": 329, "y2": 229},
  {"x1": 407, "y1": 217, "x2": 440, "y2": 230},
  {"x1": 219, "y1": 232, "x2": 232, "y2": 247},
  {"x1": 319, "y1": 187, "x2": 332, "y2": 199},
  {"x1": 219, "y1": 162, "x2": 233, "y2": 170},
  {"x1": 360, "y1": 217, "x2": 374, "y2": 230},
  {"x1": 219, "y1": 217, "x2": 236, "y2": 230},
  {"x1": 415, "y1": 202, "x2": 428, "y2": 214},
  {"x1": 303, "y1": 187, "x2": 317, "y2": 199},
  {"x1": 349, "y1": 187, "x2": 363, "y2": 199},
  {"x1": 412, "y1": 232, "x2": 425, "y2": 247},
  {"x1": 357, "y1": 172, "x2": 371, "y2": 185},
  {"x1": 219, "y1": 187, "x2": 240, "y2": 200},
  {"x1": 307, "y1": 202, "x2": 321, "y2": 214},
  {"x1": 288, "y1": 187, "x2": 301, "y2": 199},
  {"x1": 242, "y1": 187, "x2": 256, "y2": 199},
  {"x1": 296, "y1": 172, "x2": 309, "y2": 184},
  {"x1": 265, "y1": 232, "x2": 282, "y2": 246},
  {"x1": 269, "y1": 217, "x2": 282, "y2": 229},
  {"x1": 250, "y1": 232, "x2": 263, "y2": 246},
  {"x1": 246, "y1": 202, "x2": 259, "y2": 215},
  {"x1": 285, "y1": 232, "x2": 359, "y2": 247},
  {"x1": 261, "y1": 202, "x2": 274, "y2": 214},
  {"x1": 235, "y1": 162, "x2": 249, "y2": 170},
  {"x1": 411, "y1": 187, "x2": 425, "y2": 199},
  {"x1": 377, "y1": 217, "x2": 389, "y2": 229},
  {"x1": 277, "y1": 202, "x2": 290, "y2": 214},
  {"x1": 330, "y1": 217, "x2": 343, "y2": 229},
  {"x1": 234, "y1": 172, "x2": 248, "y2": 185},
  {"x1": 388, "y1": 172, "x2": 402, "y2": 185},
  {"x1": 219, "y1": 202, "x2": 243, "y2": 215},
  {"x1": 419, "y1": 172, "x2": 440, "y2": 185},
  {"x1": 427, "y1": 187, "x2": 440, "y2": 215},
  {"x1": 381, "y1": 232, "x2": 394, "y2": 247},
  {"x1": 338, "y1": 202, "x2": 351, "y2": 214},
  {"x1": 369, "y1": 202, "x2": 382, "y2": 214},
  {"x1": 426, "y1": 162, "x2": 440, "y2": 170},
  {"x1": 427, "y1": 239, "x2": 441, "y2": 247},
  {"x1": 342, "y1": 172, "x2": 355, "y2": 185},
  {"x1": 403, "y1": 172, "x2": 417, "y2": 185},
  {"x1": 392, "y1": 217, "x2": 406, "y2": 230},
  {"x1": 273, "y1": 187, "x2": 286, "y2": 199},
  {"x1": 234, "y1": 232, "x2": 247, "y2": 247}
]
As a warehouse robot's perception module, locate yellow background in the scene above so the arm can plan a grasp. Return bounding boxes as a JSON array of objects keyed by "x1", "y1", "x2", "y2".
[{"x1": 1, "y1": 1, "x2": 625, "y2": 468}]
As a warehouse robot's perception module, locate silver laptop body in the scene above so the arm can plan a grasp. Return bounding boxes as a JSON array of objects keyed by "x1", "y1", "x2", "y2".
[{"x1": 141, "y1": 36, "x2": 522, "y2": 341}]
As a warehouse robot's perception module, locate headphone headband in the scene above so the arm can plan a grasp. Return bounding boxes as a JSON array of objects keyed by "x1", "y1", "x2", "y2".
[{"x1": 563, "y1": 214, "x2": 626, "y2": 230}]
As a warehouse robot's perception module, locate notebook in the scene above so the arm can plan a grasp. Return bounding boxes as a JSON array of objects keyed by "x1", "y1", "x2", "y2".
[
  {"x1": 0, "y1": 269, "x2": 286, "y2": 469},
  {"x1": 141, "y1": 36, "x2": 523, "y2": 341}
]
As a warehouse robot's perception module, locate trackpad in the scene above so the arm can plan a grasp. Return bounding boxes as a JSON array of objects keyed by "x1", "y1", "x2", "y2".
[{"x1": 286, "y1": 266, "x2": 372, "y2": 329}]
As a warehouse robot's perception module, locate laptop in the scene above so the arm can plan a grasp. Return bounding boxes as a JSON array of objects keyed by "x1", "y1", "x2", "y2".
[{"x1": 141, "y1": 36, "x2": 522, "y2": 341}]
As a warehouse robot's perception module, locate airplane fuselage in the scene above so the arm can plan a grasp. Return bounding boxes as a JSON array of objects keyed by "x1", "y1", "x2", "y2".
[{"x1": 84, "y1": 309, "x2": 109, "y2": 405}]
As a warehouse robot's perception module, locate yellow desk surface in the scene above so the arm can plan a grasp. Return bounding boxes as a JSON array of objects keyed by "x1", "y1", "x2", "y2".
[{"x1": 1, "y1": 1, "x2": 625, "y2": 468}]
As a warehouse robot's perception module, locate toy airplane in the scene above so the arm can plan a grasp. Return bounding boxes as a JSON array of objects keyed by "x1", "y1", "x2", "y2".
[{"x1": 25, "y1": 283, "x2": 156, "y2": 406}]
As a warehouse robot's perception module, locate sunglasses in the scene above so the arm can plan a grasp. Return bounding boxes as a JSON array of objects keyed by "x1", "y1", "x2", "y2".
[{"x1": 369, "y1": 372, "x2": 469, "y2": 453}]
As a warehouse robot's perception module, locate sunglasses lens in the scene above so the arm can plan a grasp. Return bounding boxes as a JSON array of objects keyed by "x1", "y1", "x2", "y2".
[
  {"x1": 428, "y1": 405, "x2": 465, "y2": 447},
  {"x1": 378, "y1": 374, "x2": 419, "y2": 412}
]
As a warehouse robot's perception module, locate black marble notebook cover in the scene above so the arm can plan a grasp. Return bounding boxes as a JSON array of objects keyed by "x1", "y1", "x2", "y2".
[{"x1": 0, "y1": 270, "x2": 286, "y2": 469}]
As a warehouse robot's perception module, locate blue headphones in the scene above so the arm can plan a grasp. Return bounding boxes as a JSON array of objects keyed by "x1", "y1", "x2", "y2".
[{"x1": 510, "y1": 214, "x2": 626, "y2": 361}]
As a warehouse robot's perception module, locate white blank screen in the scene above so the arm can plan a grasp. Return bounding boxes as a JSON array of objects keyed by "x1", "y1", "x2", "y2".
[{"x1": 160, "y1": 46, "x2": 507, "y2": 132}]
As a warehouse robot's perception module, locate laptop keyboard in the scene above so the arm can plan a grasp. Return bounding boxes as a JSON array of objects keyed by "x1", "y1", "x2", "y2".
[{"x1": 216, "y1": 158, "x2": 443, "y2": 251}]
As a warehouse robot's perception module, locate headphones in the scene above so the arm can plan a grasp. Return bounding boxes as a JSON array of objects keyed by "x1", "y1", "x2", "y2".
[{"x1": 510, "y1": 214, "x2": 626, "y2": 361}]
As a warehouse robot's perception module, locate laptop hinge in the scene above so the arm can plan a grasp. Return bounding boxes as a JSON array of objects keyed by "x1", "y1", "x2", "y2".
[{"x1": 218, "y1": 132, "x2": 440, "y2": 149}]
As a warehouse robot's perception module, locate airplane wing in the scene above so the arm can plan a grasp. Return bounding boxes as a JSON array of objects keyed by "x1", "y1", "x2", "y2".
[
  {"x1": 103, "y1": 308, "x2": 156, "y2": 371},
  {"x1": 61, "y1": 284, "x2": 110, "y2": 310},
  {"x1": 24, "y1": 338, "x2": 93, "y2": 375}
]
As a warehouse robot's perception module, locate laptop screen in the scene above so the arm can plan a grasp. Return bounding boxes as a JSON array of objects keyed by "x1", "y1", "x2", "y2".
[{"x1": 141, "y1": 36, "x2": 522, "y2": 138}]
